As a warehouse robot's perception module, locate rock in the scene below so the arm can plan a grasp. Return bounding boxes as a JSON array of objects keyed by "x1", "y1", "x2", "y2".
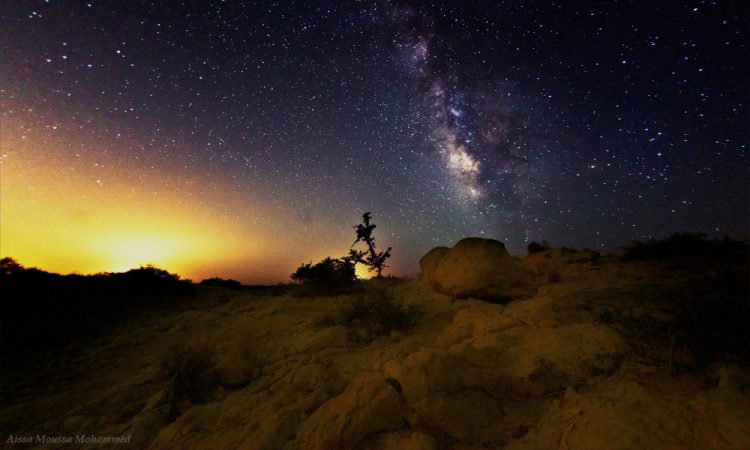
[
  {"x1": 389, "y1": 330, "x2": 406, "y2": 342},
  {"x1": 142, "y1": 388, "x2": 169, "y2": 412},
  {"x1": 384, "y1": 349, "x2": 451, "y2": 405},
  {"x1": 288, "y1": 363, "x2": 347, "y2": 396},
  {"x1": 505, "y1": 380, "x2": 728, "y2": 450},
  {"x1": 294, "y1": 326, "x2": 348, "y2": 353},
  {"x1": 429, "y1": 238, "x2": 537, "y2": 301},
  {"x1": 293, "y1": 372, "x2": 407, "y2": 449},
  {"x1": 360, "y1": 430, "x2": 437, "y2": 450},
  {"x1": 127, "y1": 409, "x2": 171, "y2": 447},
  {"x1": 419, "y1": 246, "x2": 449, "y2": 284},
  {"x1": 394, "y1": 431, "x2": 437, "y2": 450},
  {"x1": 215, "y1": 348, "x2": 256, "y2": 387},
  {"x1": 62, "y1": 415, "x2": 89, "y2": 433},
  {"x1": 242, "y1": 408, "x2": 304, "y2": 450},
  {"x1": 380, "y1": 303, "x2": 626, "y2": 447},
  {"x1": 423, "y1": 390, "x2": 508, "y2": 443}
]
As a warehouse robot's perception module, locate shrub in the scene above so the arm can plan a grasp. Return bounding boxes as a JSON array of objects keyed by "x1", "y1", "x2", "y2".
[
  {"x1": 0, "y1": 257, "x2": 23, "y2": 276},
  {"x1": 339, "y1": 289, "x2": 422, "y2": 341},
  {"x1": 621, "y1": 233, "x2": 748, "y2": 263},
  {"x1": 114, "y1": 264, "x2": 194, "y2": 293},
  {"x1": 547, "y1": 271, "x2": 561, "y2": 283},
  {"x1": 312, "y1": 313, "x2": 339, "y2": 329},
  {"x1": 200, "y1": 277, "x2": 243, "y2": 290},
  {"x1": 527, "y1": 240, "x2": 551, "y2": 255},
  {"x1": 597, "y1": 273, "x2": 749, "y2": 368},
  {"x1": 0, "y1": 259, "x2": 195, "y2": 367},
  {"x1": 671, "y1": 278, "x2": 749, "y2": 366},
  {"x1": 291, "y1": 257, "x2": 356, "y2": 295},
  {"x1": 162, "y1": 344, "x2": 217, "y2": 415}
]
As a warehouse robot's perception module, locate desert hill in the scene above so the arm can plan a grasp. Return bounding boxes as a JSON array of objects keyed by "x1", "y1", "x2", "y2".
[{"x1": 1, "y1": 238, "x2": 748, "y2": 449}]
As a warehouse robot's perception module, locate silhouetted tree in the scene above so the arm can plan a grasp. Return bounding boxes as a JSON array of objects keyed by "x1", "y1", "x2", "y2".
[{"x1": 348, "y1": 212, "x2": 392, "y2": 278}]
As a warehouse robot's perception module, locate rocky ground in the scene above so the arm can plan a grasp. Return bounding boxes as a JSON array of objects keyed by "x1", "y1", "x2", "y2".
[{"x1": 1, "y1": 245, "x2": 749, "y2": 449}]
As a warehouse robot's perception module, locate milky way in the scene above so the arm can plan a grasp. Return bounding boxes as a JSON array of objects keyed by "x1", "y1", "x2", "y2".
[
  {"x1": 394, "y1": 4, "x2": 501, "y2": 205},
  {"x1": 1, "y1": 1, "x2": 747, "y2": 282}
]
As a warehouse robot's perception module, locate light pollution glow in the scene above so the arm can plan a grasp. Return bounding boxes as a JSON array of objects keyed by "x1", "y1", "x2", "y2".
[{"x1": 0, "y1": 112, "x2": 375, "y2": 284}]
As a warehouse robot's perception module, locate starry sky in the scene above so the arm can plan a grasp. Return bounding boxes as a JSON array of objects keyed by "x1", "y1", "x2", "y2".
[{"x1": 1, "y1": 1, "x2": 747, "y2": 283}]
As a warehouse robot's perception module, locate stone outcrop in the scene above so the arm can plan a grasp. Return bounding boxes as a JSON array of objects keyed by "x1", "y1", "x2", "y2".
[
  {"x1": 418, "y1": 246, "x2": 449, "y2": 285},
  {"x1": 420, "y1": 237, "x2": 537, "y2": 301},
  {"x1": 293, "y1": 372, "x2": 407, "y2": 450}
]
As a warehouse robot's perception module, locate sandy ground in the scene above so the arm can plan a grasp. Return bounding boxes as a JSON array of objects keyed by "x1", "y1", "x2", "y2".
[{"x1": 1, "y1": 252, "x2": 748, "y2": 449}]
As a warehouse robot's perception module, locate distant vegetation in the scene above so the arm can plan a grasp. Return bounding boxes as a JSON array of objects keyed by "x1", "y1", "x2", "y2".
[
  {"x1": 621, "y1": 232, "x2": 748, "y2": 263},
  {"x1": 527, "y1": 240, "x2": 551, "y2": 255},
  {"x1": 599, "y1": 233, "x2": 749, "y2": 367},
  {"x1": 200, "y1": 277, "x2": 243, "y2": 290},
  {"x1": 0, "y1": 258, "x2": 193, "y2": 294},
  {"x1": 0, "y1": 257, "x2": 194, "y2": 366}
]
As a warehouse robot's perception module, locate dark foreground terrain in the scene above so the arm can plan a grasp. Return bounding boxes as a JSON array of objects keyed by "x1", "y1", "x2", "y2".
[{"x1": 1, "y1": 238, "x2": 748, "y2": 449}]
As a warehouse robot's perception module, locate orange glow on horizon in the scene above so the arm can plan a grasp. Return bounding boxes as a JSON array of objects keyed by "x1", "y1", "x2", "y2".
[
  {"x1": 0, "y1": 107, "x2": 397, "y2": 284},
  {"x1": 1, "y1": 150, "x2": 243, "y2": 279}
]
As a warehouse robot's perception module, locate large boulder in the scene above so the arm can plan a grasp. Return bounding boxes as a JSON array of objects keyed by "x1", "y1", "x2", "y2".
[
  {"x1": 423, "y1": 238, "x2": 537, "y2": 301},
  {"x1": 418, "y1": 246, "x2": 449, "y2": 285}
]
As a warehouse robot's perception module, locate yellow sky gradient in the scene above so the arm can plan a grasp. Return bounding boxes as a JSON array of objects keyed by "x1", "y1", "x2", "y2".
[
  {"x1": 0, "y1": 154, "x2": 378, "y2": 284},
  {"x1": 0, "y1": 103, "x2": 380, "y2": 283},
  {"x1": 2, "y1": 152, "x2": 242, "y2": 278},
  {"x1": 1, "y1": 153, "x2": 371, "y2": 283}
]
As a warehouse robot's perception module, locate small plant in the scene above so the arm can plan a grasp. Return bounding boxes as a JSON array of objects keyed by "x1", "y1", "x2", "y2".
[
  {"x1": 290, "y1": 257, "x2": 356, "y2": 295},
  {"x1": 339, "y1": 289, "x2": 422, "y2": 342},
  {"x1": 348, "y1": 212, "x2": 392, "y2": 278},
  {"x1": 162, "y1": 344, "x2": 217, "y2": 415}
]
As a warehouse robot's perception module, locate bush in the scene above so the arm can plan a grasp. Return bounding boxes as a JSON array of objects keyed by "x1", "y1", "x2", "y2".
[
  {"x1": 597, "y1": 272, "x2": 749, "y2": 368},
  {"x1": 200, "y1": 277, "x2": 243, "y2": 290},
  {"x1": 547, "y1": 271, "x2": 561, "y2": 283},
  {"x1": 112, "y1": 265, "x2": 194, "y2": 294},
  {"x1": 0, "y1": 258, "x2": 195, "y2": 367},
  {"x1": 338, "y1": 289, "x2": 422, "y2": 342},
  {"x1": 162, "y1": 344, "x2": 217, "y2": 415},
  {"x1": 621, "y1": 233, "x2": 748, "y2": 263},
  {"x1": 527, "y1": 240, "x2": 551, "y2": 255},
  {"x1": 291, "y1": 257, "x2": 356, "y2": 295},
  {"x1": 671, "y1": 278, "x2": 749, "y2": 366}
]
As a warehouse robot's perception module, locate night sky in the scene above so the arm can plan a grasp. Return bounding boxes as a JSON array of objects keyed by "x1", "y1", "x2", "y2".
[{"x1": 1, "y1": 1, "x2": 747, "y2": 283}]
